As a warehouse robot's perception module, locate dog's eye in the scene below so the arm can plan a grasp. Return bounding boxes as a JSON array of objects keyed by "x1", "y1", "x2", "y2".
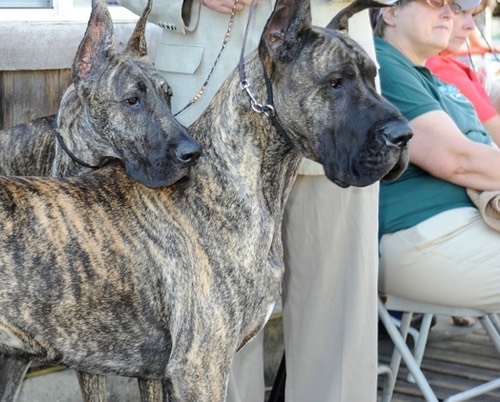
[
  {"x1": 330, "y1": 79, "x2": 343, "y2": 89},
  {"x1": 125, "y1": 97, "x2": 141, "y2": 107}
]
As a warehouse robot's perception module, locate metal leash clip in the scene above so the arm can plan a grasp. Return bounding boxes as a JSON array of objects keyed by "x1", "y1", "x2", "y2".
[{"x1": 240, "y1": 79, "x2": 276, "y2": 117}]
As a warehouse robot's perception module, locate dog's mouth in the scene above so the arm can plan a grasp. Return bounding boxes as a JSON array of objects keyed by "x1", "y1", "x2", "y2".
[
  {"x1": 333, "y1": 179, "x2": 349, "y2": 188},
  {"x1": 323, "y1": 151, "x2": 405, "y2": 189},
  {"x1": 173, "y1": 174, "x2": 192, "y2": 189},
  {"x1": 382, "y1": 147, "x2": 410, "y2": 182},
  {"x1": 124, "y1": 162, "x2": 192, "y2": 189},
  {"x1": 324, "y1": 167, "x2": 357, "y2": 188},
  {"x1": 176, "y1": 175, "x2": 190, "y2": 184}
]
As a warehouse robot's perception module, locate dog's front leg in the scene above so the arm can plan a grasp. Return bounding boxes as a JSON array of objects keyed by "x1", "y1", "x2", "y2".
[
  {"x1": 138, "y1": 378, "x2": 162, "y2": 402},
  {"x1": 76, "y1": 371, "x2": 107, "y2": 402},
  {"x1": 0, "y1": 355, "x2": 30, "y2": 402},
  {"x1": 164, "y1": 357, "x2": 230, "y2": 402}
]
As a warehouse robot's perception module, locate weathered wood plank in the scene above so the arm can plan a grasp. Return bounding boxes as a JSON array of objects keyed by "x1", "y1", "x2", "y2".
[
  {"x1": 0, "y1": 69, "x2": 71, "y2": 129},
  {"x1": 378, "y1": 317, "x2": 500, "y2": 402}
]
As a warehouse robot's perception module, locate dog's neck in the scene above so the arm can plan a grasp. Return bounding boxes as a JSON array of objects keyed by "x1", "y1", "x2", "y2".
[
  {"x1": 189, "y1": 53, "x2": 301, "y2": 259},
  {"x1": 52, "y1": 85, "x2": 112, "y2": 177}
]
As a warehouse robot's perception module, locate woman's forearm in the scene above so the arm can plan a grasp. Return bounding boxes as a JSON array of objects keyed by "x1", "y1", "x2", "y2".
[
  {"x1": 199, "y1": 0, "x2": 252, "y2": 14},
  {"x1": 410, "y1": 111, "x2": 500, "y2": 191}
]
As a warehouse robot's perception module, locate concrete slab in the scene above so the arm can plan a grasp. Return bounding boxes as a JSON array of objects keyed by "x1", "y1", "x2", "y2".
[{"x1": 19, "y1": 369, "x2": 140, "y2": 402}]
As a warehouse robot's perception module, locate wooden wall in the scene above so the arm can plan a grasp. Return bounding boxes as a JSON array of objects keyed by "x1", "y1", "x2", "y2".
[
  {"x1": 0, "y1": 15, "x2": 160, "y2": 131},
  {"x1": 0, "y1": 69, "x2": 71, "y2": 130}
]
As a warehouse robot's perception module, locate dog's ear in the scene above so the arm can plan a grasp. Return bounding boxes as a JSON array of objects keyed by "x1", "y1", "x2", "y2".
[
  {"x1": 259, "y1": 0, "x2": 311, "y2": 76},
  {"x1": 72, "y1": 0, "x2": 114, "y2": 84},
  {"x1": 123, "y1": 0, "x2": 152, "y2": 58},
  {"x1": 327, "y1": 0, "x2": 392, "y2": 31}
]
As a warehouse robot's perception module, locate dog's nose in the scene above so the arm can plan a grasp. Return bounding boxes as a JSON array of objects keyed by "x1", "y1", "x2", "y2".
[
  {"x1": 175, "y1": 140, "x2": 202, "y2": 164},
  {"x1": 380, "y1": 120, "x2": 413, "y2": 148}
]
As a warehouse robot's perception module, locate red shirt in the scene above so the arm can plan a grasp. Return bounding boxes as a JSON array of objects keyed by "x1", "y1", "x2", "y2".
[{"x1": 426, "y1": 55, "x2": 497, "y2": 123}]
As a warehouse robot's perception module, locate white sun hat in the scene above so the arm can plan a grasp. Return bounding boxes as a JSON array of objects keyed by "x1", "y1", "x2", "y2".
[{"x1": 454, "y1": 0, "x2": 482, "y2": 10}]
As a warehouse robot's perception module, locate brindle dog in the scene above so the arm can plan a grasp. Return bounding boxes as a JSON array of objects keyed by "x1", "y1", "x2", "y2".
[
  {"x1": 0, "y1": 0, "x2": 200, "y2": 188},
  {"x1": 0, "y1": 0, "x2": 411, "y2": 401},
  {"x1": 0, "y1": 0, "x2": 200, "y2": 401}
]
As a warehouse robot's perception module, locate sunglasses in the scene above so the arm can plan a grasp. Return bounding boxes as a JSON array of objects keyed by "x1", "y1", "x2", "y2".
[{"x1": 417, "y1": 0, "x2": 463, "y2": 14}]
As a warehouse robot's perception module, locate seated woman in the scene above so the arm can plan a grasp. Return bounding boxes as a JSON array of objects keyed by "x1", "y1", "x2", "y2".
[
  {"x1": 371, "y1": 0, "x2": 500, "y2": 314},
  {"x1": 426, "y1": 6, "x2": 500, "y2": 142},
  {"x1": 427, "y1": 2, "x2": 500, "y2": 327}
]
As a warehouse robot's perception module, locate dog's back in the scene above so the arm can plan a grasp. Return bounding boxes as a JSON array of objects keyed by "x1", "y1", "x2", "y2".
[{"x1": 0, "y1": 115, "x2": 56, "y2": 176}]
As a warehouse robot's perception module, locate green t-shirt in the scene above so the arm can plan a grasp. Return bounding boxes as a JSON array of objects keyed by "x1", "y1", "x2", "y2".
[{"x1": 375, "y1": 38, "x2": 493, "y2": 237}]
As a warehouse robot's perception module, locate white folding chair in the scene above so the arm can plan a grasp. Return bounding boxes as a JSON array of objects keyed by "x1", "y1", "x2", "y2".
[{"x1": 378, "y1": 294, "x2": 500, "y2": 402}]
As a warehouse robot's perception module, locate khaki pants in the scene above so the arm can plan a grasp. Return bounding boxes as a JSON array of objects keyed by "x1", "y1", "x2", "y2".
[
  {"x1": 227, "y1": 176, "x2": 380, "y2": 402},
  {"x1": 282, "y1": 176, "x2": 379, "y2": 402},
  {"x1": 380, "y1": 207, "x2": 500, "y2": 313},
  {"x1": 225, "y1": 331, "x2": 265, "y2": 402}
]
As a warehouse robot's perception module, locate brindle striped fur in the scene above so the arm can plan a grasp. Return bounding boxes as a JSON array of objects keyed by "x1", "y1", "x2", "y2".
[
  {"x1": 0, "y1": 0, "x2": 200, "y2": 401},
  {"x1": 0, "y1": 116, "x2": 56, "y2": 177},
  {"x1": 0, "y1": 0, "x2": 199, "y2": 189},
  {"x1": 0, "y1": 0, "x2": 412, "y2": 401}
]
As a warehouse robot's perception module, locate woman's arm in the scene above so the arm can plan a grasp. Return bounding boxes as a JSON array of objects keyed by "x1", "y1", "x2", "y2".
[
  {"x1": 482, "y1": 115, "x2": 500, "y2": 148},
  {"x1": 199, "y1": 0, "x2": 253, "y2": 13},
  {"x1": 116, "y1": 0, "x2": 196, "y2": 31},
  {"x1": 410, "y1": 110, "x2": 500, "y2": 191},
  {"x1": 117, "y1": 0, "x2": 255, "y2": 30}
]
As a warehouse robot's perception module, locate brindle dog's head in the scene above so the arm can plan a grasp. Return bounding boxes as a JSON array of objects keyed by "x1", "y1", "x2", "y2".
[
  {"x1": 65, "y1": 0, "x2": 201, "y2": 188},
  {"x1": 259, "y1": 0, "x2": 411, "y2": 187}
]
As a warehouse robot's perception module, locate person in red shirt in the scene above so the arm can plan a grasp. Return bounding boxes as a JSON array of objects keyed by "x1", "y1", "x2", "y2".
[
  {"x1": 426, "y1": 8, "x2": 500, "y2": 145},
  {"x1": 426, "y1": 9, "x2": 500, "y2": 326}
]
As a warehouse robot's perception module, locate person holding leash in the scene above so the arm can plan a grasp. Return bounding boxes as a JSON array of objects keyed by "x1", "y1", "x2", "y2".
[
  {"x1": 372, "y1": 0, "x2": 500, "y2": 319},
  {"x1": 117, "y1": 0, "x2": 391, "y2": 400}
]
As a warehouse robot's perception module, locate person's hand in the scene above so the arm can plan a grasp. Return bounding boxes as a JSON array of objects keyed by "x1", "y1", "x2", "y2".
[{"x1": 199, "y1": 0, "x2": 253, "y2": 14}]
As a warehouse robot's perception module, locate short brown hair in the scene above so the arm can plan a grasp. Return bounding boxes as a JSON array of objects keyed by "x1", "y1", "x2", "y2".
[{"x1": 369, "y1": 9, "x2": 385, "y2": 37}]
